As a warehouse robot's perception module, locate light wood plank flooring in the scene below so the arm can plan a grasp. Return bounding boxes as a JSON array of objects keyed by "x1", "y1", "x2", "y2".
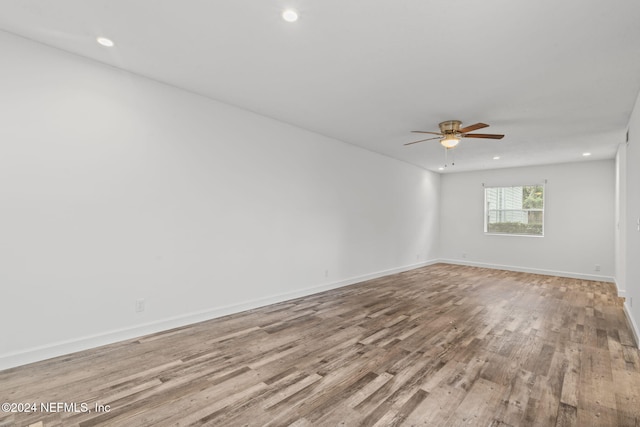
[{"x1": 1, "y1": 264, "x2": 639, "y2": 426}]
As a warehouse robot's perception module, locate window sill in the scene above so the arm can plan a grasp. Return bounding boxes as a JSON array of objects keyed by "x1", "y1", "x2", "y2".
[{"x1": 484, "y1": 232, "x2": 544, "y2": 238}]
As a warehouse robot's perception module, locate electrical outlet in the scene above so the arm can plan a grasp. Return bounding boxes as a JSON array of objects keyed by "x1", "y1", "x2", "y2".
[
  {"x1": 594, "y1": 264, "x2": 600, "y2": 272},
  {"x1": 462, "y1": 253, "x2": 467, "y2": 259},
  {"x1": 135, "y1": 299, "x2": 145, "y2": 313},
  {"x1": 325, "y1": 269, "x2": 329, "y2": 278}
]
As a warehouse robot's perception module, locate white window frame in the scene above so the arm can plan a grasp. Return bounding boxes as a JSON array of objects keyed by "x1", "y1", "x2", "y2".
[{"x1": 484, "y1": 184, "x2": 545, "y2": 237}]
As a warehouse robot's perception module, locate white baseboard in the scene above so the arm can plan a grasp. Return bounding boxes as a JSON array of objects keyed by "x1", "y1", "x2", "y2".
[
  {"x1": 438, "y1": 258, "x2": 615, "y2": 283},
  {"x1": 623, "y1": 302, "x2": 640, "y2": 349},
  {"x1": 613, "y1": 279, "x2": 639, "y2": 349},
  {"x1": 0, "y1": 259, "x2": 439, "y2": 371}
]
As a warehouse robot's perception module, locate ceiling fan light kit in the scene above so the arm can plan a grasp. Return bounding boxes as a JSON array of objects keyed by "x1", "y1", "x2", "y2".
[{"x1": 440, "y1": 133, "x2": 460, "y2": 148}]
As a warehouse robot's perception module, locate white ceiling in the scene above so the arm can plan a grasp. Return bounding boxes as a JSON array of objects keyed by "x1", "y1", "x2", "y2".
[{"x1": 1, "y1": 0, "x2": 639, "y2": 173}]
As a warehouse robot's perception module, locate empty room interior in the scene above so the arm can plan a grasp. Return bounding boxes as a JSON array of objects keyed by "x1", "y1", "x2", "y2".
[{"x1": 2, "y1": 1, "x2": 640, "y2": 426}]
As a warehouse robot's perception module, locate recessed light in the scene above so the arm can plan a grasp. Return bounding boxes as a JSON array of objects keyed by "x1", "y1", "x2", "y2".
[
  {"x1": 438, "y1": 167, "x2": 444, "y2": 171},
  {"x1": 493, "y1": 156, "x2": 500, "y2": 160},
  {"x1": 583, "y1": 152, "x2": 592, "y2": 157},
  {"x1": 96, "y1": 37, "x2": 114, "y2": 47},
  {"x1": 282, "y1": 9, "x2": 298, "y2": 22}
]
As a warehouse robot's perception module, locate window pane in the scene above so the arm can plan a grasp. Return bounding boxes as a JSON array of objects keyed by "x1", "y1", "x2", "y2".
[{"x1": 485, "y1": 185, "x2": 544, "y2": 236}]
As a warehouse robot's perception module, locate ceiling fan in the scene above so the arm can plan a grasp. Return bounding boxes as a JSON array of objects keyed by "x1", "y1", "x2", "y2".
[{"x1": 405, "y1": 120, "x2": 504, "y2": 148}]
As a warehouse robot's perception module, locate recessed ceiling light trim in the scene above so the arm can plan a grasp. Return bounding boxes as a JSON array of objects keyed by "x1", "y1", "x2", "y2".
[
  {"x1": 96, "y1": 37, "x2": 114, "y2": 47},
  {"x1": 582, "y1": 152, "x2": 592, "y2": 157},
  {"x1": 282, "y1": 9, "x2": 298, "y2": 22},
  {"x1": 493, "y1": 156, "x2": 500, "y2": 160}
]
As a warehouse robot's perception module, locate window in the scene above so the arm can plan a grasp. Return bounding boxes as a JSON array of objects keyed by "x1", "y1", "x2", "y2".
[{"x1": 484, "y1": 184, "x2": 544, "y2": 236}]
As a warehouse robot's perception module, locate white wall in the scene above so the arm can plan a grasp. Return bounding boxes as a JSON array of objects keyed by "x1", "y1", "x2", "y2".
[
  {"x1": 439, "y1": 161, "x2": 615, "y2": 280},
  {"x1": 619, "y1": 88, "x2": 640, "y2": 345},
  {"x1": 0, "y1": 32, "x2": 440, "y2": 369}
]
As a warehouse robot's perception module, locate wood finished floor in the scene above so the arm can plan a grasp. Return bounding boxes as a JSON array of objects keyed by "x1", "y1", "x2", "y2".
[{"x1": 1, "y1": 264, "x2": 640, "y2": 427}]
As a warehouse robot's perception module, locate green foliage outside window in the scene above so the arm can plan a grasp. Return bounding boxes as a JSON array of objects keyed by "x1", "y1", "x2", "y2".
[
  {"x1": 487, "y1": 222, "x2": 543, "y2": 235},
  {"x1": 522, "y1": 185, "x2": 543, "y2": 209}
]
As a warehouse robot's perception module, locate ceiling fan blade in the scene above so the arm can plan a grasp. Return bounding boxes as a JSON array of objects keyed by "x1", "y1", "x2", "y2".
[
  {"x1": 462, "y1": 133, "x2": 505, "y2": 139},
  {"x1": 411, "y1": 131, "x2": 442, "y2": 136},
  {"x1": 404, "y1": 136, "x2": 441, "y2": 146},
  {"x1": 458, "y1": 123, "x2": 489, "y2": 133}
]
